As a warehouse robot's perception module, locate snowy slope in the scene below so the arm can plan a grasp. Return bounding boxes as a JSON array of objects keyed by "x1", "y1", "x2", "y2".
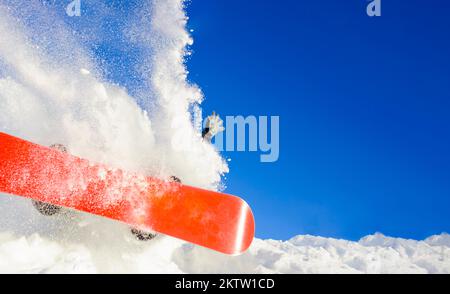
[
  {"x1": 0, "y1": 196, "x2": 448, "y2": 274},
  {"x1": 0, "y1": 229, "x2": 449, "y2": 274}
]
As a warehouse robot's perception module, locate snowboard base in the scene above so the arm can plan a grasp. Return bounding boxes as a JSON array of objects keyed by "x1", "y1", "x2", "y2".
[{"x1": 0, "y1": 132, "x2": 255, "y2": 255}]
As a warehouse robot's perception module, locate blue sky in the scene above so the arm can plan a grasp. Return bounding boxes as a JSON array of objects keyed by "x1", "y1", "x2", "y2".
[{"x1": 185, "y1": 0, "x2": 450, "y2": 240}]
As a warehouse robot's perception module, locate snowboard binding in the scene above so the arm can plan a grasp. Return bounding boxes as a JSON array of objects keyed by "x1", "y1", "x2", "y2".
[
  {"x1": 130, "y1": 176, "x2": 181, "y2": 241},
  {"x1": 130, "y1": 228, "x2": 158, "y2": 241},
  {"x1": 31, "y1": 144, "x2": 67, "y2": 216},
  {"x1": 32, "y1": 200, "x2": 62, "y2": 216}
]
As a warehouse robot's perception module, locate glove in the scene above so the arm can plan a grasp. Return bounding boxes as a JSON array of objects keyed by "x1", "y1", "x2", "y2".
[{"x1": 203, "y1": 112, "x2": 225, "y2": 140}]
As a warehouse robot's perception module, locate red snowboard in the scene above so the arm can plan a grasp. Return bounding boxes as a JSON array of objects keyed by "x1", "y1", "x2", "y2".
[{"x1": 0, "y1": 132, "x2": 254, "y2": 255}]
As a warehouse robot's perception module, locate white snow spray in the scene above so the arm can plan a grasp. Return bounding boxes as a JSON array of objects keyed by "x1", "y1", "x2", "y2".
[
  {"x1": 0, "y1": 0, "x2": 228, "y2": 186},
  {"x1": 0, "y1": 0, "x2": 227, "y2": 272}
]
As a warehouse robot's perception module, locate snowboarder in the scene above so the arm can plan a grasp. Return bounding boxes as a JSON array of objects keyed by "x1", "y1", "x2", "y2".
[{"x1": 32, "y1": 112, "x2": 225, "y2": 241}]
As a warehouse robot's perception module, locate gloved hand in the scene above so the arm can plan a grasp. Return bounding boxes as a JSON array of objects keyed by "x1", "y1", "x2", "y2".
[{"x1": 203, "y1": 112, "x2": 225, "y2": 141}]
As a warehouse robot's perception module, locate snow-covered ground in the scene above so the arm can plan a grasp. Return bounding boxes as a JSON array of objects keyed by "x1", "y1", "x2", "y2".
[
  {"x1": 1, "y1": 195, "x2": 449, "y2": 274},
  {"x1": 0, "y1": 197, "x2": 448, "y2": 274}
]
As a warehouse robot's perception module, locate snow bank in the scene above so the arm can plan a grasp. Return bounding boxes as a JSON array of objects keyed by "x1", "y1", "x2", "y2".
[
  {"x1": 0, "y1": 197, "x2": 448, "y2": 274},
  {"x1": 0, "y1": 198, "x2": 448, "y2": 274}
]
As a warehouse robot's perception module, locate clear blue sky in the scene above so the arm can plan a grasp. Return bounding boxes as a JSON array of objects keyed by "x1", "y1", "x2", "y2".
[{"x1": 185, "y1": 0, "x2": 450, "y2": 240}]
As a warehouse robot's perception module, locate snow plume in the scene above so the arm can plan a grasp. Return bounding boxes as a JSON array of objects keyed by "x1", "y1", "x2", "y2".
[
  {"x1": 0, "y1": 0, "x2": 228, "y2": 272},
  {"x1": 0, "y1": 0, "x2": 227, "y2": 186},
  {"x1": 126, "y1": 0, "x2": 228, "y2": 186}
]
